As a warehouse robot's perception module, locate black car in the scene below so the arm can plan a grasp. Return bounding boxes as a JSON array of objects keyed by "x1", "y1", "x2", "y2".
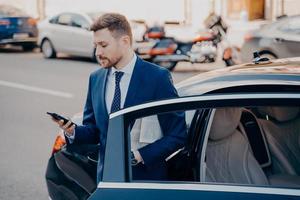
[
  {"x1": 46, "y1": 57, "x2": 300, "y2": 200},
  {"x1": 0, "y1": 5, "x2": 38, "y2": 51}
]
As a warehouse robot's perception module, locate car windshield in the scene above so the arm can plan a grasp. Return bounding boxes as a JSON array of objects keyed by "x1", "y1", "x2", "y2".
[{"x1": 0, "y1": 5, "x2": 28, "y2": 17}]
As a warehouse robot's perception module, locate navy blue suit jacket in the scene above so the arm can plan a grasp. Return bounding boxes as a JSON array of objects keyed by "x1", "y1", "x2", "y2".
[{"x1": 73, "y1": 57, "x2": 187, "y2": 182}]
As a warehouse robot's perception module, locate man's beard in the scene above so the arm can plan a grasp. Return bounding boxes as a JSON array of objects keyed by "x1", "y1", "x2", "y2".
[{"x1": 99, "y1": 55, "x2": 122, "y2": 68}]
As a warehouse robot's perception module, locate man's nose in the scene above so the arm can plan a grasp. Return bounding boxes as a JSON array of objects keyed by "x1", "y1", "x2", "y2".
[{"x1": 95, "y1": 46, "x2": 103, "y2": 57}]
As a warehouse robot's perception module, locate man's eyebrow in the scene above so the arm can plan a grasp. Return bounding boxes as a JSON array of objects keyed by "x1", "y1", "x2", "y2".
[{"x1": 94, "y1": 41, "x2": 107, "y2": 45}]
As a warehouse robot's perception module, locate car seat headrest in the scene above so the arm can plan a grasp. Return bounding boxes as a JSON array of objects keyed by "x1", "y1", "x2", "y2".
[
  {"x1": 258, "y1": 106, "x2": 299, "y2": 122},
  {"x1": 209, "y1": 107, "x2": 242, "y2": 141}
]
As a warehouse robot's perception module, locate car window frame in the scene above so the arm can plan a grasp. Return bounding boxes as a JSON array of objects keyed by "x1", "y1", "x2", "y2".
[
  {"x1": 91, "y1": 181, "x2": 300, "y2": 200},
  {"x1": 103, "y1": 93, "x2": 300, "y2": 182},
  {"x1": 92, "y1": 93, "x2": 300, "y2": 200}
]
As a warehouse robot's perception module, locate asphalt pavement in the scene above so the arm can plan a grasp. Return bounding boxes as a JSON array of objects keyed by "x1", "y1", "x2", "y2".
[{"x1": 0, "y1": 47, "x2": 225, "y2": 199}]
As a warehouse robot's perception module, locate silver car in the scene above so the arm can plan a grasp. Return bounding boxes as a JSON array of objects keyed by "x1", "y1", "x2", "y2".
[
  {"x1": 38, "y1": 11, "x2": 146, "y2": 63},
  {"x1": 38, "y1": 11, "x2": 102, "y2": 62},
  {"x1": 241, "y1": 15, "x2": 300, "y2": 62}
]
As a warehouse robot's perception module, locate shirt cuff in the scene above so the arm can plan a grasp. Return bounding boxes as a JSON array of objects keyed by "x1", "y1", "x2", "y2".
[
  {"x1": 133, "y1": 150, "x2": 144, "y2": 164},
  {"x1": 64, "y1": 129, "x2": 75, "y2": 143}
]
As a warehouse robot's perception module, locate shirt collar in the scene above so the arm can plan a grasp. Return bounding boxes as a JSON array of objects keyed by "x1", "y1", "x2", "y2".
[{"x1": 111, "y1": 53, "x2": 137, "y2": 76}]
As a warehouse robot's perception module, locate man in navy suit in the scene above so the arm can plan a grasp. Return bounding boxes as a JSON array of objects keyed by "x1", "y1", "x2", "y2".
[{"x1": 53, "y1": 13, "x2": 187, "y2": 183}]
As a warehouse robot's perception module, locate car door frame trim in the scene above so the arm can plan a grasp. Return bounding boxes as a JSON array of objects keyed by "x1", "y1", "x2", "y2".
[{"x1": 97, "y1": 182, "x2": 300, "y2": 196}]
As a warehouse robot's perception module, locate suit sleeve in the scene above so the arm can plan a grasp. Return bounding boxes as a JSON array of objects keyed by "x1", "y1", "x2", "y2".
[
  {"x1": 138, "y1": 69, "x2": 187, "y2": 166},
  {"x1": 73, "y1": 75, "x2": 100, "y2": 144}
]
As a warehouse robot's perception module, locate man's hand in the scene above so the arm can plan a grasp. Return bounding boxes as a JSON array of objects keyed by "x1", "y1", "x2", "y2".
[{"x1": 51, "y1": 118, "x2": 75, "y2": 137}]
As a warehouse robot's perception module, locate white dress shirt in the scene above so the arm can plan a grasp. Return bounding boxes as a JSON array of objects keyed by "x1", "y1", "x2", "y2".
[
  {"x1": 105, "y1": 54, "x2": 137, "y2": 113},
  {"x1": 66, "y1": 54, "x2": 136, "y2": 139},
  {"x1": 66, "y1": 54, "x2": 143, "y2": 163}
]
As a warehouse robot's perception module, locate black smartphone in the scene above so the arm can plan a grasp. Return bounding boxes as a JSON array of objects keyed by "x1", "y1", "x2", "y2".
[{"x1": 47, "y1": 112, "x2": 76, "y2": 127}]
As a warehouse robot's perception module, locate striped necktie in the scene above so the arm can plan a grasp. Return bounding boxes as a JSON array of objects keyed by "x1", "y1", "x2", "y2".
[{"x1": 110, "y1": 71, "x2": 124, "y2": 113}]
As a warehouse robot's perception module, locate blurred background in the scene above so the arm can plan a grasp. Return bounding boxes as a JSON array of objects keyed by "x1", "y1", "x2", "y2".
[{"x1": 0, "y1": 0, "x2": 299, "y2": 199}]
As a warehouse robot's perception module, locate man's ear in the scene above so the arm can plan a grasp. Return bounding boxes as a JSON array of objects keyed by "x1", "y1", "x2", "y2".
[{"x1": 120, "y1": 35, "x2": 131, "y2": 46}]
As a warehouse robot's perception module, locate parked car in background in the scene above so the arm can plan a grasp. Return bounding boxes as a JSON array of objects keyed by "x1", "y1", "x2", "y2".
[
  {"x1": 241, "y1": 15, "x2": 300, "y2": 62},
  {"x1": 38, "y1": 11, "x2": 147, "y2": 63},
  {"x1": 0, "y1": 4, "x2": 38, "y2": 51},
  {"x1": 37, "y1": 11, "x2": 103, "y2": 62},
  {"x1": 46, "y1": 56, "x2": 300, "y2": 200}
]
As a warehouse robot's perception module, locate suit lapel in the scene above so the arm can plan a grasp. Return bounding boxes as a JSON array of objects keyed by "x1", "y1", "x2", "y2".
[
  {"x1": 124, "y1": 57, "x2": 143, "y2": 108},
  {"x1": 99, "y1": 69, "x2": 109, "y2": 117}
]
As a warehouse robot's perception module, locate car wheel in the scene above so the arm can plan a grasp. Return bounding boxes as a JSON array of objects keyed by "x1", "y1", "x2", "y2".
[
  {"x1": 22, "y1": 44, "x2": 36, "y2": 51},
  {"x1": 155, "y1": 61, "x2": 177, "y2": 71},
  {"x1": 41, "y1": 39, "x2": 56, "y2": 58}
]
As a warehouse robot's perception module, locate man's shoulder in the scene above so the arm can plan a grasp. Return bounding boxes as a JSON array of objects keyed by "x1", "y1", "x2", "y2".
[
  {"x1": 137, "y1": 57, "x2": 169, "y2": 76},
  {"x1": 136, "y1": 58, "x2": 174, "y2": 90},
  {"x1": 89, "y1": 68, "x2": 107, "y2": 80}
]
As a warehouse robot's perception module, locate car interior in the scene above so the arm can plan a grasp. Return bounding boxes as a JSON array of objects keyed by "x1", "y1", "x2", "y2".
[
  {"x1": 202, "y1": 106, "x2": 300, "y2": 188},
  {"x1": 129, "y1": 105, "x2": 300, "y2": 188}
]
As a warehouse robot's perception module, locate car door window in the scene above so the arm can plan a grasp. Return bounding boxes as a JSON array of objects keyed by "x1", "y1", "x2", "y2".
[
  {"x1": 49, "y1": 15, "x2": 59, "y2": 24},
  {"x1": 70, "y1": 14, "x2": 89, "y2": 29},
  {"x1": 57, "y1": 14, "x2": 72, "y2": 26},
  {"x1": 127, "y1": 108, "x2": 207, "y2": 182},
  {"x1": 120, "y1": 98, "x2": 300, "y2": 188},
  {"x1": 202, "y1": 105, "x2": 300, "y2": 189},
  {"x1": 97, "y1": 95, "x2": 300, "y2": 200},
  {"x1": 125, "y1": 104, "x2": 300, "y2": 189}
]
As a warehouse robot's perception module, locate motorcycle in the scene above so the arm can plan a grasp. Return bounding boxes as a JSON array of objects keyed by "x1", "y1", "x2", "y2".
[
  {"x1": 135, "y1": 30, "x2": 220, "y2": 70},
  {"x1": 204, "y1": 13, "x2": 241, "y2": 66},
  {"x1": 148, "y1": 31, "x2": 219, "y2": 70},
  {"x1": 136, "y1": 14, "x2": 240, "y2": 70}
]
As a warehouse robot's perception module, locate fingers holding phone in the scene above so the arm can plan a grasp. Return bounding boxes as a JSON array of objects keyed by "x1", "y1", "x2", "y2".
[
  {"x1": 47, "y1": 112, "x2": 76, "y2": 136},
  {"x1": 58, "y1": 119, "x2": 76, "y2": 136}
]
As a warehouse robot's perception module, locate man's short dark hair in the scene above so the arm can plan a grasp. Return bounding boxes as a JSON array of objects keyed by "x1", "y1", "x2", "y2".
[{"x1": 90, "y1": 13, "x2": 133, "y2": 44}]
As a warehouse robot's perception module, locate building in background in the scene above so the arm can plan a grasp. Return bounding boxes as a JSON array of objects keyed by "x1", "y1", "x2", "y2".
[
  {"x1": 214, "y1": 0, "x2": 300, "y2": 21},
  {"x1": 1, "y1": 0, "x2": 299, "y2": 22},
  {"x1": 0, "y1": 0, "x2": 33, "y2": 16},
  {"x1": 0, "y1": 0, "x2": 299, "y2": 42}
]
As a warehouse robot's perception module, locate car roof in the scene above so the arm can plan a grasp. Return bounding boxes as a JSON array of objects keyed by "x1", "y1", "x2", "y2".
[
  {"x1": 275, "y1": 14, "x2": 300, "y2": 22},
  {"x1": 258, "y1": 15, "x2": 300, "y2": 31},
  {"x1": 176, "y1": 57, "x2": 300, "y2": 96}
]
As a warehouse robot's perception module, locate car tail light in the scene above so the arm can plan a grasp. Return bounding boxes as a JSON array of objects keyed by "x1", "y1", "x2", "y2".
[
  {"x1": 27, "y1": 18, "x2": 37, "y2": 26},
  {"x1": 146, "y1": 32, "x2": 164, "y2": 39},
  {"x1": 193, "y1": 32, "x2": 214, "y2": 42},
  {"x1": 51, "y1": 133, "x2": 66, "y2": 155},
  {"x1": 168, "y1": 43, "x2": 177, "y2": 53},
  {"x1": 149, "y1": 48, "x2": 163, "y2": 55},
  {"x1": 149, "y1": 45, "x2": 176, "y2": 56},
  {"x1": 244, "y1": 32, "x2": 254, "y2": 42},
  {"x1": 0, "y1": 19, "x2": 10, "y2": 26}
]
